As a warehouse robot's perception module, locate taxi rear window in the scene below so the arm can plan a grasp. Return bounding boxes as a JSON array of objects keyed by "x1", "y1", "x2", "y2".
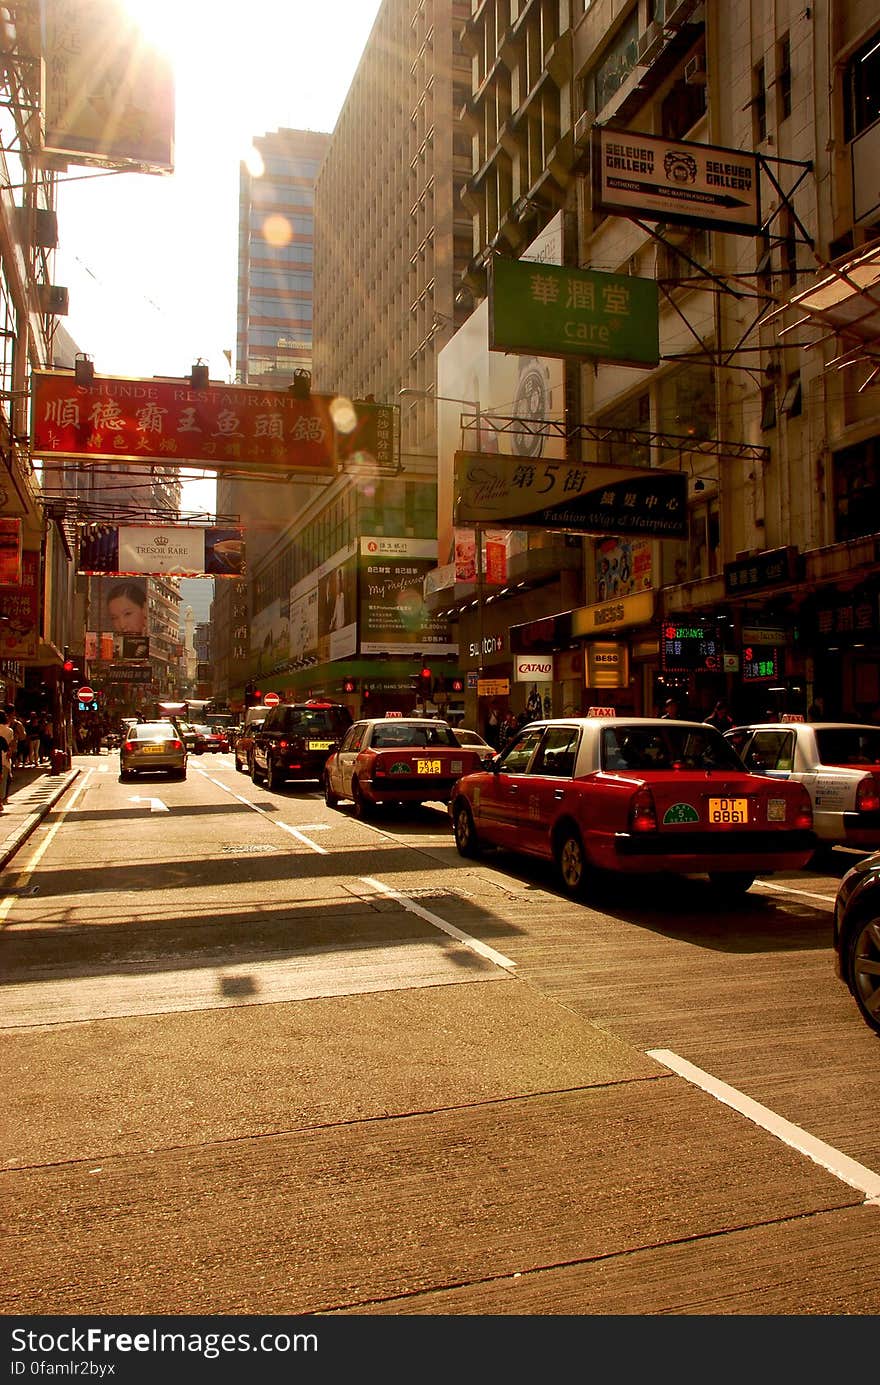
[
  {"x1": 602, "y1": 726, "x2": 743, "y2": 772},
  {"x1": 815, "y1": 728, "x2": 880, "y2": 765}
]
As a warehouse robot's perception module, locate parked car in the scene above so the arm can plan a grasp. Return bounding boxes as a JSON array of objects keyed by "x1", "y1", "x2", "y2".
[
  {"x1": 324, "y1": 716, "x2": 485, "y2": 817},
  {"x1": 452, "y1": 726, "x2": 496, "y2": 765},
  {"x1": 449, "y1": 717, "x2": 815, "y2": 898},
  {"x1": 234, "y1": 717, "x2": 264, "y2": 774},
  {"x1": 119, "y1": 721, "x2": 187, "y2": 780},
  {"x1": 724, "y1": 721, "x2": 880, "y2": 857},
  {"x1": 833, "y1": 851, "x2": 880, "y2": 1035},
  {"x1": 252, "y1": 700, "x2": 353, "y2": 789}
]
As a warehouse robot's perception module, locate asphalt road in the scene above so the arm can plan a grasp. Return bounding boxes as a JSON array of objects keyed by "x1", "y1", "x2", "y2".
[{"x1": 1, "y1": 751, "x2": 878, "y2": 1317}]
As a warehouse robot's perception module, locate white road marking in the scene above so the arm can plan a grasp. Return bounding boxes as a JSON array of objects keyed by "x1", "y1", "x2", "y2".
[
  {"x1": 360, "y1": 876, "x2": 516, "y2": 972},
  {"x1": 128, "y1": 795, "x2": 169, "y2": 813},
  {"x1": 754, "y1": 880, "x2": 835, "y2": 905},
  {"x1": 649, "y1": 1048, "x2": 880, "y2": 1209},
  {"x1": 190, "y1": 763, "x2": 327, "y2": 853}
]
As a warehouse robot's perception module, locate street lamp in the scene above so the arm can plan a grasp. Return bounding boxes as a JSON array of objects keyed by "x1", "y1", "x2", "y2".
[{"x1": 398, "y1": 388, "x2": 487, "y2": 691}]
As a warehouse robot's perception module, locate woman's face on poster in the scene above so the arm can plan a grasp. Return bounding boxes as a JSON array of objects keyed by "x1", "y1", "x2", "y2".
[{"x1": 108, "y1": 594, "x2": 146, "y2": 634}]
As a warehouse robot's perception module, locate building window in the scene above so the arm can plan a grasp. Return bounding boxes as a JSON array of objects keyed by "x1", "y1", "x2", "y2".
[
  {"x1": 777, "y1": 34, "x2": 792, "y2": 120},
  {"x1": 780, "y1": 372, "x2": 802, "y2": 418},
  {"x1": 752, "y1": 61, "x2": 767, "y2": 143},
  {"x1": 834, "y1": 436, "x2": 880, "y2": 542},
  {"x1": 689, "y1": 496, "x2": 721, "y2": 581},
  {"x1": 844, "y1": 29, "x2": 880, "y2": 142},
  {"x1": 596, "y1": 392, "x2": 650, "y2": 467},
  {"x1": 660, "y1": 71, "x2": 707, "y2": 140},
  {"x1": 761, "y1": 385, "x2": 777, "y2": 431},
  {"x1": 590, "y1": 11, "x2": 639, "y2": 114}
]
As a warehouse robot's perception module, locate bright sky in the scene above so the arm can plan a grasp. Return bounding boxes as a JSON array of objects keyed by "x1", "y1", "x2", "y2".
[{"x1": 53, "y1": 0, "x2": 384, "y2": 516}]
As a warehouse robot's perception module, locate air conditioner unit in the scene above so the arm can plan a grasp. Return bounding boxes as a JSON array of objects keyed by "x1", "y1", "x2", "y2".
[
  {"x1": 684, "y1": 53, "x2": 707, "y2": 85},
  {"x1": 38, "y1": 284, "x2": 69, "y2": 316},
  {"x1": 637, "y1": 21, "x2": 665, "y2": 65},
  {"x1": 573, "y1": 110, "x2": 594, "y2": 149}
]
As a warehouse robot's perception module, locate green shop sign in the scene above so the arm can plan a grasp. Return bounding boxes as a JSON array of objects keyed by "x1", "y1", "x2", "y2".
[{"x1": 489, "y1": 257, "x2": 660, "y2": 367}]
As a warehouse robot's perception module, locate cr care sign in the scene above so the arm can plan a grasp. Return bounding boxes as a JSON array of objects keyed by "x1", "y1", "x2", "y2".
[{"x1": 514, "y1": 655, "x2": 553, "y2": 683}]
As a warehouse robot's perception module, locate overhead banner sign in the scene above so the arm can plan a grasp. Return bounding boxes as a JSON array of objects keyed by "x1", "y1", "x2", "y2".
[
  {"x1": 594, "y1": 128, "x2": 761, "y2": 235},
  {"x1": 40, "y1": 0, "x2": 175, "y2": 173},
  {"x1": 30, "y1": 372, "x2": 398, "y2": 476},
  {"x1": 78, "y1": 523, "x2": 245, "y2": 578},
  {"x1": 489, "y1": 257, "x2": 659, "y2": 367},
  {"x1": 453, "y1": 452, "x2": 687, "y2": 539}
]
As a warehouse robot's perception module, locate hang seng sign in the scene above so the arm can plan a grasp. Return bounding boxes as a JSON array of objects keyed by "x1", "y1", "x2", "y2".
[
  {"x1": 454, "y1": 452, "x2": 686, "y2": 539},
  {"x1": 29, "y1": 372, "x2": 397, "y2": 475},
  {"x1": 489, "y1": 257, "x2": 659, "y2": 367}
]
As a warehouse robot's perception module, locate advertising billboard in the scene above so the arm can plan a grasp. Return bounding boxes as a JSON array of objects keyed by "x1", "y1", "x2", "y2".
[
  {"x1": 0, "y1": 549, "x2": 39, "y2": 659},
  {"x1": 90, "y1": 576, "x2": 151, "y2": 638},
  {"x1": 79, "y1": 523, "x2": 245, "y2": 577},
  {"x1": 359, "y1": 538, "x2": 455, "y2": 656}
]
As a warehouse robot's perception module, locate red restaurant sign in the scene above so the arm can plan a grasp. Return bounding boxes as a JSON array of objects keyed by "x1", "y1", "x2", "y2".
[{"x1": 30, "y1": 372, "x2": 397, "y2": 475}]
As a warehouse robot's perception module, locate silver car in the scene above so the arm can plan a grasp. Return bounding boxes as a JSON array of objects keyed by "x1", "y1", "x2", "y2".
[{"x1": 120, "y1": 720, "x2": 187, "y2": 780}]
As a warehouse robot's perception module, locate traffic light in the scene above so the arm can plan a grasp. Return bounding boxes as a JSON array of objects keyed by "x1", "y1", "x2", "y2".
[
  {"x1": 61, "y1": 652, "x2": 83, "y2": 695},
  {"x1": 418, "y1": 666, "x2": 432, "y2": 699},
  {"x1": 244, "y1": 682, "x2": 263, "y2": 708},
  {"x1": 342, "y1": 677, "x2": 357, "y2": 694}
]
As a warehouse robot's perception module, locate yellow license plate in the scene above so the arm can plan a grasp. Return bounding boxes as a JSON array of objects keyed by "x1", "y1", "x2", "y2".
[
  {"x1": 416, "y1": 759, "x2": 441, "y2": 774},
  {"x1": 141, "y1": 743, "x2": 166, "y2": 754},
  {"x1": 308, "y1": 740, "x2": 333, "y2": 750},
  {"x1": 708, "y1": 797, "x2": 748, "y2": 824}
]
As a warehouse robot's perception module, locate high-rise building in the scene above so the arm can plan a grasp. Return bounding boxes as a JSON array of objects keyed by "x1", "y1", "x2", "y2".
[{"x1": 236, "y1": 128, "x2": 329, "y2": 388}]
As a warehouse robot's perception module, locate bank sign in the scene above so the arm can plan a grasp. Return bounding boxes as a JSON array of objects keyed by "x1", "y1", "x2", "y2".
[{"x1": 489, "y1": 257, "x2": 659, "y2": 367}]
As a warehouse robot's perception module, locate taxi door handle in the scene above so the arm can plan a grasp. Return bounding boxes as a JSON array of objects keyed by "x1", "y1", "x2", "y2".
[{"x1": 554, "y1": 789, "x2": 565, "y2": 800}]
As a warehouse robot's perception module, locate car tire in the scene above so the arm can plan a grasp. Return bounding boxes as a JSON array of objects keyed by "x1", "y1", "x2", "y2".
[
  {"x1": 555, "y1": 826, "x2": 589, "y2": 898},
  {"x1": 352, "y1": 778, "x2": 373, "y2": 820},
  {"x1": 268, "y1": 755, "x2": 284, "y2": 791},
  {"x1": 251, "y1": 757, "x2": 264, "y2": 785},
  {"x1": 452, "y1": 799, "x2": 481, "y2": 858},
  {"x1": 709, "y1": 871, "x2": 755, "y2": 896},
  {"x1": 324, "y1": 773, "x2": 340, "y2": 809},
  {"x1": 846, "y1": 915, "x2": 880, "y2": 1035}
]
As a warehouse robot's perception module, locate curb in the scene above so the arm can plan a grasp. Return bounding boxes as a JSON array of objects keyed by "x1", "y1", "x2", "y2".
[{"x1": 0, "y1": 769, "x2": 80, "y2": 872}]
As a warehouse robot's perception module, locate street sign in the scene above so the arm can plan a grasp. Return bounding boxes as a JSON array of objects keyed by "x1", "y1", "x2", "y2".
[
  {"x1": 263, "y1": 692, "x2": 280, "y2": 707},
  {"x1": 77, "y1": 686, "x2": 95, "y2": 702}
]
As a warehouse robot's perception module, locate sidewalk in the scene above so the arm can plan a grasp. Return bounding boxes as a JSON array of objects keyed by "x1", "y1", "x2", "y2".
[{"x1": 0, "y1": 761, "x2": 80, "y2": 871}]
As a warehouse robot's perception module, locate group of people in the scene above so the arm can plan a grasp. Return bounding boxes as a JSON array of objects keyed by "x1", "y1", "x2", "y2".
[{"x1": 0, "y1": 709, "x2": 56, "y2": 810}]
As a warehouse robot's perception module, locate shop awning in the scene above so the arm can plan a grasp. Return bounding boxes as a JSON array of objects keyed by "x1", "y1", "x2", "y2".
[{"x1": 776, "y1": 242, "x2": 880, "y2": 385}]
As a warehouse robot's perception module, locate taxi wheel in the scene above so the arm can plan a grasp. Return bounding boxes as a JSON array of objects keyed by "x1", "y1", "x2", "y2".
[
  {"x1": 324, "y1": 773, "x2": 340, "y2": 809},
  {"x1": 352, "y1": 779, "x2": 373, "y2": 819},
  {"x1": 555, "y1": 827, "x2": 589, "y2": 898},
  {"x1": 847, "y1": 915, "x2": 880, "y2": 1035},
  {"x1": 709, "y1": 871, "x2": 755, "y2": 896},
  {"x1": 452, "y1": 800, "x2": 481, "y2": 858}
]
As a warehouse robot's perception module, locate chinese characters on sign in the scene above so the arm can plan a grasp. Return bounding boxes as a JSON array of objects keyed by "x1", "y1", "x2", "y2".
[
  {"x1": 742, "y1": 646, "x2": 781, "y2": 682},
  {"x1": 454, "y1": 452, "x2": 687, "y2": 539},
  {"x1": 489, "y1": 257, "x2": 659, "y2": 367},
  {"x1": 723, "y1": 546, "x2": 800, "y2": 596},
  {"x1": 30, "y1": 373, "x2": 397, "y2": 476},
  {"x1": 660, "y1": 622, "x2": 723, "y2": 673}
]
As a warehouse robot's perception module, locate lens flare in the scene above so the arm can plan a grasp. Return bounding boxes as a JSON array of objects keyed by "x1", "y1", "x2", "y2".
[
  {"x1": 329, "y1": 395, "x2": 357, "y2": 434},
  {"x1": 263, "y1": 214, "x2": 292, "y2": 247}
]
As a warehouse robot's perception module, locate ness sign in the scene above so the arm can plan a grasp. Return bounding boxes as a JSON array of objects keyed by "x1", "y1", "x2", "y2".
[{"x1": 489, "y1": 257, "x2": 659, "y2": 367}]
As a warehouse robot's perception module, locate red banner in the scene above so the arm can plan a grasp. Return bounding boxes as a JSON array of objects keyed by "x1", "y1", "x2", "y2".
[
  {"x1": 0, "y1": 549, "x2": 39, "y2": 659},
  {"x1": 30, "y1": 372, "x2": 396, "y2": 475}
]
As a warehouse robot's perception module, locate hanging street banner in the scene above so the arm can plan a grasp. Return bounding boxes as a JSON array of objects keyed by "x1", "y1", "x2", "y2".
[
  {"x1": 489, "y1": 257, "x2": 659, "y2": 367},
  {"x1": 78, "y1": 523, "x2": 245, "y2": 578},
  {"x1": 30, "y1": 372, "x2": 398, "y2": 476},
  {"x1": 41, "y1": 0, "x2": 175, "y2": 173},
  {"x1": 453, "y1": 452, "x2": 687, "y2": 539},
  {"x1": 594, "y1": 128, "x2": 761, "y2": 234}
]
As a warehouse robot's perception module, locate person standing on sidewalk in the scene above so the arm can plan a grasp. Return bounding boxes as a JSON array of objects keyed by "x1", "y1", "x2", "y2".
[
  {"x1": 10, "y1": 710, "x2": 26, "y2": 768},
  {"x1": 25, "y1": 712, "x2": 41, "y2": 767},
  {"x1": 0, "y1": 711, "x2": 14, "y2": 807}
]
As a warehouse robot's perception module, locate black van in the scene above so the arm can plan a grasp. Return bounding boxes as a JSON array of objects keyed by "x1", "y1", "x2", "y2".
[{"x1": 251, "y1": 700, "x2": 353, "y2": 789}]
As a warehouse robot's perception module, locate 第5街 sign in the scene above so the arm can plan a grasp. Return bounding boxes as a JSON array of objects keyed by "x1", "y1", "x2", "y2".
[{"x1": 489, "y1": 258, "x2": 659, "y2": 367}]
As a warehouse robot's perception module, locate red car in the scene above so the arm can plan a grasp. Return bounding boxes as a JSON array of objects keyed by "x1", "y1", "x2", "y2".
[
  {"x1": 449, "y1": 717, "x2": 815, "y2": 897},
  {"x1": 324, "y1": 717, "x2": 484, "y2": 817}
]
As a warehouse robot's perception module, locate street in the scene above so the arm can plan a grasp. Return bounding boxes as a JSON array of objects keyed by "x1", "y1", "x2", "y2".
[{"x1": 1, "y1": 753, "x2": 878, "y2": 1315}]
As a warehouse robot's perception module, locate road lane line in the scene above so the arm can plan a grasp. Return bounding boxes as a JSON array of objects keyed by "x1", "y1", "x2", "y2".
[
  {"x1": 754, "y1": 880, "x2": 835, "y2": 905},
  {"x1": 190, "y1": 762, "x2": 327, "y2": 853},
  {"x1": 360, "y1": 876, "x2": 516, "y2": 972},
  {"x1": 648, "y1": 1048, "x2": 880, "y2": 1208},
  {"x1": 0, "y1": 769, "x2": 94, "y2": 926}
]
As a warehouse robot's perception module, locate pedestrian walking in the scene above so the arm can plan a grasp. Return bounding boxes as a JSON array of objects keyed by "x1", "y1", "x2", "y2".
[
  {"x1": 39, "y1": 715, "x2": 54, "y2": 765},
  {"x1": 0, "y1": 711, "x2": 14, "y2": 806},
  {"x1": 26, "y1": 712, "x2": 41, "y2": 767}
]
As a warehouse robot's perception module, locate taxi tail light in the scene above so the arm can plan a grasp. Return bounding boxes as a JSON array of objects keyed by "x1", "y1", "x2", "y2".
[
  {"x1": 122, "y1": 740, "x2": 134, "y2": 753},
  {"x1": 629, "y1": 787, "x2": 658, "y2": 833},
  {"x1": 794, "y1": 786, "x2": 813, "y2": 830},
  {"x1": 169, "y1": 739, "x2": 183, "y2": 751},
  {"x1": 856, "y1": 776, "x2": 880, "y2": 814}
]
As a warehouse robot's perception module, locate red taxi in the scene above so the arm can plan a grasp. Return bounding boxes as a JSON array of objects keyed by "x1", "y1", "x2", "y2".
[
  {"x1": 449, "y1": 717, "x2": 815, "y2": 897},
  {"x1": 324, "y1": 717, "x2": 484, "y2": 817}
]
